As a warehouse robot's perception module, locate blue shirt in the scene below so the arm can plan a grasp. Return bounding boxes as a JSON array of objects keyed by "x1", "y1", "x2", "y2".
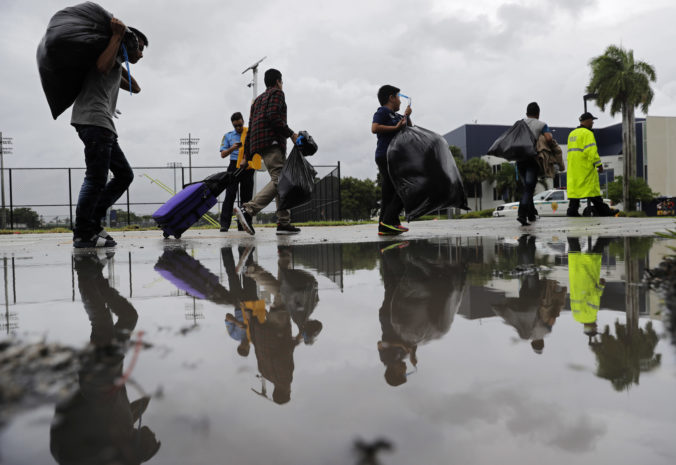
[
  {"x1": 220, "y1": 130, "x2": 242, "y2": 161},
  {"x1": 373, "y1": 106, "x2": 404, "y2": 160}
]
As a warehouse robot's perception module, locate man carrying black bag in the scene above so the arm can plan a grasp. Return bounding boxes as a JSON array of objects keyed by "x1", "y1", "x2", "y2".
[
  {"x1": 236, "y1": 69, "x2": 301, "y2": 236},
  {"x1": 70, "y1": 17, "x2": 148, "y2": 247},
  {"x1": 516, "y1": 102, "x2": 554, "y2": 226}
]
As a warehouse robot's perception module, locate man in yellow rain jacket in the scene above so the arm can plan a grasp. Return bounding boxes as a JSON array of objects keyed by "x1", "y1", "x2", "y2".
[{"x1": 566, "y1": 112, "x2": 613, "y2": 217}]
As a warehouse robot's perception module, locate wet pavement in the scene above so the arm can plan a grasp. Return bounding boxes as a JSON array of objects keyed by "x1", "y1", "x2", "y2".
[{"x1": 2, "y1": 219, "x2": 676, "y2": 464}]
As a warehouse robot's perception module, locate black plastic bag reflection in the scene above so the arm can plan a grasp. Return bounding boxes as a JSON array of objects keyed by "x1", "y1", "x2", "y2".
[
  {"x1": 51, "y1": 252, "x2": 160, "y2": 465},
  {"x1": 240, "y1": 246, "x2": 322, "y2": 404},
  {"x1": 378, "y1": 241, "x2": 466, "y2": 387},
  {"x1": 492, "y1": 235, "x2": 567, "y2": 354}
]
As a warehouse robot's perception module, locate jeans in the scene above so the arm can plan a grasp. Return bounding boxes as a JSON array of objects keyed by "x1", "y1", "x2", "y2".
[
  {"x1": 517, "y1": 160, "x2": 538, "y2": 219},
  {"x1": 243, "y1": 146, "x2": 290, "y2": 225},
  {"x1": 74, "y1": 125, "x2": 134, "y2": 239},
  {"x1": 376, "y1": 157, "x2": 404, "y2": 226},
  {"x1": 219, "y1": 159, "x2": 255, "y2": 229}
]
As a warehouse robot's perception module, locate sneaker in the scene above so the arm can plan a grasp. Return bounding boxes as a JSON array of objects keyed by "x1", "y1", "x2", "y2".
[
  {"x1": 380, "y1": 241, "x2": 410, "y2": 253},
  {"x1": 566, "y1": 212, "x2": 582, "y2": 217},
  {"x1": 516, "y1": 217, "x2": 530, "y2": 226},
  {"x1": 73, "y1": 234, "x2": 116, "y2": 248},
  {"x1": 96, "y1": 227, "x2": 117, "y2": 246},
  {"x1": 235, "y1": 246, "x2": 255, "y2": 274},
  {"x1": 276, "y1": 223, "x2": 301, "y2": 235},
  {"x1": 234, "y1": 206, "x2": 255, "y2": 235},
  {"x1": 379, "y1": 222, "x2": 406, "y2": 235},
  {"x1": 219, "y1": 228, "x2": 228, "y2": 232}
]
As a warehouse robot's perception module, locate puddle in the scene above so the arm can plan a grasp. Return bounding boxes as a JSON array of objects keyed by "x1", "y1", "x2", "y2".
[{"x1": 1, "y1": 235, "x2": 676, "y2": 464}]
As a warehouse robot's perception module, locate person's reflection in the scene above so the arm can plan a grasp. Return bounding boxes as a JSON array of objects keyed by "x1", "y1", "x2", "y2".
[
  {"x1": 567, "y1": 236, "x2": 611, "y2": 342},
  {"x1": 223, "y1": 246, "x2": 259, "y2": 358},
  {"x1": 492, "y1": 235, "x2": 567, "y2": 353},
  {"x1": 51, "y1": 251, "x2": 160, "y2": 465},
  {"x1": 244, "y1": 246, "x2": 322, "y2": 404},
  {"x1": 378, "y1": 241, "x2": 466, "y2": 386}
]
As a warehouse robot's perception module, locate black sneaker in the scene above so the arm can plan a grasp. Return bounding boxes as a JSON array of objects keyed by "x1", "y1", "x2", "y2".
[
  {"x1": 517, "y1": 217, "x2": 530, "y2": 226},
  {"x1": 234, "y1": 206, "x2": 255, "y2": 235},
  {"x1": 73, "y1": 234, "x2": 116, "y2": 248},
  {"x1": 95, "y1": 227, "x2": 117, "y2": 246},
  {"x1": 276, "y1": 223, "x2": 300, "y2": 235},
  {"x1": 566, "y1": 211, "x2": 582, "y2": 217}
]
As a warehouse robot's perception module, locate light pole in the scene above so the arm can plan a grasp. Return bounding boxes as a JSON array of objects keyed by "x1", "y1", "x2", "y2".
[
  {"x1": 167, "y1": 162, "x2": 183, "y2": 193},
  {"x1": 583, "y1": 93, "x2": 599, "y2": 113},
  {"x1": 0, "y1": 132, "x2": 13, "y2": 230},
  {"x1": 179, "y1": 134, "x2": 199, "y2": 183},
  {"x1": 242, "y1": 56, "x2": 266, "y2": 103}
]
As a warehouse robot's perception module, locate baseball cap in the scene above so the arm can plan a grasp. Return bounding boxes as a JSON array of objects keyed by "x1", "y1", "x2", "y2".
[{"x1": 579, "y1": 112, "x2": 598, "y2": 122}]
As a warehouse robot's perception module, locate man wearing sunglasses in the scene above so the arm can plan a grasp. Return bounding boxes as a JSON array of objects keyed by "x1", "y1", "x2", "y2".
[{"x1": 70, "y1": 17, "x2": 148, "y2": 248}]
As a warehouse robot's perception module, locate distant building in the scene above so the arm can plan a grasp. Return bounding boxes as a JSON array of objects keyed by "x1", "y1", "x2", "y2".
[{"x1": 443, "y1": 117, "x2": 676, "y2": 209}]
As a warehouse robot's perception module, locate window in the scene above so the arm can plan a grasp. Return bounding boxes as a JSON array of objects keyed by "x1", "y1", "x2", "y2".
[{"x1": 548, "y1": 190, "x2": 565, "y2": 201}]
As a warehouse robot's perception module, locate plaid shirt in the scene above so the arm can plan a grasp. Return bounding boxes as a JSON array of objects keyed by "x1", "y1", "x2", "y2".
[{"x1": 244, "y1": 87, "x2": 293, "y2": 159}]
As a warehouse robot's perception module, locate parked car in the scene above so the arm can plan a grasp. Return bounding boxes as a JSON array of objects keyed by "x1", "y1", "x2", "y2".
[{"x1": 492, "y1": 189, "x2": 613, "y2": 217}]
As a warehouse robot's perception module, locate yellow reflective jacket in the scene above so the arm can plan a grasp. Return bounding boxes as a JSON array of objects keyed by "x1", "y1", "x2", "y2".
[
  {"x1": 566, "y1": 127, "x2": 602, "y2": 199},
  {"x1": 568, "y1": 253, "x2": 605, "y2": 324}
]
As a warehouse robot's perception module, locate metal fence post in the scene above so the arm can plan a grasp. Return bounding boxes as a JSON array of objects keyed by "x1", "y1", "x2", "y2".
[
  {"x1": 337, "y1": 161, "x2": 341, "y2": 220},
  {"x1": 8, "y1": 168, "x2": 13, "y2": 229},
  {"x1": 126, "y1": 189, "x2": 130, "y2": 226},
  {"x1": 68, "y1": 169, "x2": 73, "y2": 230}
]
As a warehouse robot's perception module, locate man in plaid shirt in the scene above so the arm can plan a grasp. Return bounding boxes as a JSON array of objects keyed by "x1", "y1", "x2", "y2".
[{"x1": 235, "y1": 68, "x2": 300, "y2": 235}]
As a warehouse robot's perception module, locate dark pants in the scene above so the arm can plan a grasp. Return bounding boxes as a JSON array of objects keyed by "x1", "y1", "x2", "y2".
[
  {"x1": 376, "y1": 157, "x2": 403, "y2": 226},
  {"x1": 74, "y1": 126, "x2": 134, "y2": 239},
  {"x1": 219, "y1": 160, "x2": 255, "y2": 230},
  {"x1": 568, "y1": 196, "x2": 609, "y2": 216},
  {"x1": 517, "y1": 160, "x2": 538, "y2": 219}
]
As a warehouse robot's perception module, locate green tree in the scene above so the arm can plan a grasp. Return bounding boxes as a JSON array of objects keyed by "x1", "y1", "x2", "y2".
[
  {"x1": 1, "y1": 207, "x2": 42, "y2": 228},
  {"x1": 587, "y1": 45, "x2": 656, "y2": 211},
  {"x1": 606, "y1": 175, "x2": 658, "y2": 208},
  {"x1": 449, "y1": 145, "x2": 464, "y2": 160},
  {"x1": 494, "y1": 162, "x2": 518, "y2": 202},
  {"x1": 340, "y1": 177, "x2": 380, "y2": 221},
  {"x1": 462, "y1": 158, "x2": 493, "y2": 210}
]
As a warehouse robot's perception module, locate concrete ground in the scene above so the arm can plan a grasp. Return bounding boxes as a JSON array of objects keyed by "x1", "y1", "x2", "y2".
[{"x1": 1, "y1": 216, "x2": 675, "y2": 252}]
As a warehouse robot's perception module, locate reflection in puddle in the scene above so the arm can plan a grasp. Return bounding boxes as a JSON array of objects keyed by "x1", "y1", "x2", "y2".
[{"x1": 1, "y1": 235, "x2": 676, "y2": 464}]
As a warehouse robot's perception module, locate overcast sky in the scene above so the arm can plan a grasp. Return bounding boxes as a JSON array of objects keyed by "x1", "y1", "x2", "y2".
[{"x1": 1, "y1": 0, "x2": 675, "y2": 184}]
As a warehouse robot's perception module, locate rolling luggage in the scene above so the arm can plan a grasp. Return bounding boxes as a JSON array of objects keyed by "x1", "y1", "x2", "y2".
[{"x1": 152, "y1": 169, "x2": 242, "y2": 239}]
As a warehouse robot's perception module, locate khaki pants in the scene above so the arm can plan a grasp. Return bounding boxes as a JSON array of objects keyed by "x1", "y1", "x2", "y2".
[{"x1": 243, "y1": 146, "x2": 290, "y2": 225}]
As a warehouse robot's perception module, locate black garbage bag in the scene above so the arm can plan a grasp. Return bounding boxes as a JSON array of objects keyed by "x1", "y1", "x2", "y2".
[
  {"x1": 296, "y1": 130, "x2": 318, "y2": 156},
  {"x1": 278, "y1": 146, "x2": 317, "y2": 210},
  {"x1": 386, "y1": 126, "x2": 469, "y2": 220},
  {"x1": 36, "y1": 2, "x2": 136, "y2": 119},
  {"x1": 487, "y1": 119, "x2": 537, "y2": 162}
]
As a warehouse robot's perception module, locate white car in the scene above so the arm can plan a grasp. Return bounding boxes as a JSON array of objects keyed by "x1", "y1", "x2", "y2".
[{"x1": 492, "y1": 189, "x2": 614, "y2": 217}]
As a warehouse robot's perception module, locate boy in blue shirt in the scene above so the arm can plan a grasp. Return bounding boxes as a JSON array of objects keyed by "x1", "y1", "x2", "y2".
[{"x1": 371, "y1": 85, "x2": 412, "y2": 235}]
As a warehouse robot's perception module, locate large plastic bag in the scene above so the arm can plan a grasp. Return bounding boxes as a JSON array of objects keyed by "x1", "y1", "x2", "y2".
[
  {"x1": 386, "y1": 126, "x2": 469, "y2": 220},
  {"x1": 487, "y1": 119, "x2": 537, "y2": 162},
  {"x1": 36, "y1": 2, "x2": 132, "y2": 119},
  {"x1": 278, "y1": 146, "x2": 317, "y2": 210}
]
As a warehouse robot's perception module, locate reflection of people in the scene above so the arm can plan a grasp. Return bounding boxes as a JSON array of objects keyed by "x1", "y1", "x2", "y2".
[
  {"x1": 223, "y1": 246, "x2": 259, "y2": 358},
  {"x1": 567, "y1": 237, "x2": 611, "y2": 341},
  {"x1": 244, "y1": 247, "x2": 322, "y2": 403},
  {"x1": 51, "y1": 252, "x2": 160, "y2": 464},
  {"x1": 493, "y1": 235, "x2": 567, "y2": 353},
  {"x1": 378, "y1": 241, "x2": 466, "y2": 386}
]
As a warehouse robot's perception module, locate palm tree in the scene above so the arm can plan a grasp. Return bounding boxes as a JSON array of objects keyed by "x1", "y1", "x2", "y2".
[
  {"x1": 462, "y1": 158, "x2": 493, "y2": 210},
  {"x1": 494, "y1": 162, "x2": 518, "y2": 202},
  {"x1": 587, "y1": 45, "x2": 656, "y2": 211}
]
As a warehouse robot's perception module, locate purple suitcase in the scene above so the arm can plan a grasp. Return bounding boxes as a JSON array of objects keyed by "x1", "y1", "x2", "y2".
[{"x1": 152, "y1": 182, "x2": 217, "y2": 239}]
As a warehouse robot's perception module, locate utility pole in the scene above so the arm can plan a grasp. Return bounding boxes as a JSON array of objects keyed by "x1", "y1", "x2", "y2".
[
  {"x1": 179, "y1": 134, "x2": 199, "y2": 183},
  {"x1": 0, "y1": 132, "x2": 13, "y2": 230},
  {"x1": 167, "y1": 161, "x2": 183, "y2": 193}
]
